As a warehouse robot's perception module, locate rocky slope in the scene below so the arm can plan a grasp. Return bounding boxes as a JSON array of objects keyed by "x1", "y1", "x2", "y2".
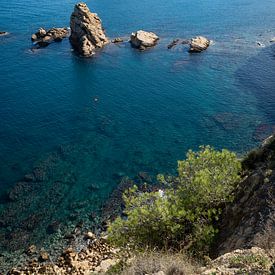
[
  {"x1": 213, "y1": 134, "x2": 275, "y2": 257},
  {"x1": 70, "y1": 2, "x2": 109, "y2": 57}
]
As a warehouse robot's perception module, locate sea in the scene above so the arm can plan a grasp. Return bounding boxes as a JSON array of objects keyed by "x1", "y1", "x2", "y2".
[{"x1": 0, "y1": 0, "x2": 275, "y2": 270}]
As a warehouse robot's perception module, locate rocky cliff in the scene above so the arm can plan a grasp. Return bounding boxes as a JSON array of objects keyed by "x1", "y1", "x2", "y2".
[
  {"x1": 213, "y1": 134, "x2": 275, "y2": 257},
  {"x1": 70, "y1": 2, "x2": 109, "y2": 57}
]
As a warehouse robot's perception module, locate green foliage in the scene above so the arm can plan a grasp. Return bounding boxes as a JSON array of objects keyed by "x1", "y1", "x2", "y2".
[{"x1": 108, "y1": 146, "x2": 241, "y2": 252}]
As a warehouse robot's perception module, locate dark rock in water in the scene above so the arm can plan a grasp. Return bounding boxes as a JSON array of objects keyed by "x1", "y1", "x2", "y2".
[
  {"x1": 32, "y1": 167, "x2": 45, "y2": 182},
  {"x1": 213, "y1": 135, "x2": 275, "y2": 256},
  {"x1": 130, "y1": 30, "x2": 159, "y2": 50},
  {"x1": 189, "y1": 36, "x2": 210, "y2": 52},
  {"x1": 167, "y1": 39, "x2": 180, "y2": 49},
  {"x1": 24, "y1": 173, "x2": 35, "y2": 182},
  {"x1": 111, "y1": 37, "x2": 124, "y2": 43},
  {"x1": 253, "y1": 123, "x2": 275, "y2": 142},
  {"x1": 8, "y1": 181, "x2": 32, "y2": 201},
  {"x1": 138, "y1": 171, "x2": 152, "y2": 183},
  {"x1": 31, "y1": 27, "x2": 69, "y2": 47},
  {"x1": 70, "y1": 2, "x2": 109, "y2": 57},
  {"x1": 47, "y1": 220, "x2": 60, "y2": 234}
]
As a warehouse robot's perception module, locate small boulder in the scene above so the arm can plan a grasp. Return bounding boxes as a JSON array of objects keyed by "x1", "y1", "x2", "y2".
[
  {"x1": 130, "y1": 30, "x2": 159, "y2": 50},
  {"x1": 189, "y1": 36, "x2": 210, "y2": 52},
  {"x1": 39, "y1": 251, "x2": 49, "y2": 261},
  {"x1": 26, "y1": 244, "x2": 37, "y2": 255},
  {"x1": 270, "y1": 37, "x2": 275, "y2": 43},
  {"x1": 111, "y1": 37, "x2": 124, "y2": 43}
]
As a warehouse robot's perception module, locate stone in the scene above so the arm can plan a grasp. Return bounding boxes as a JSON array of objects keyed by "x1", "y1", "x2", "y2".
[
  {"x1": 111, "y1": 37, "x2": 124, "y2": 43},
  {"x1": 189, "y1": 36, "x2": 210, "y2": 52},
  {"x1": 26, "y1": 244, "x2": 37, "y2": 255},
  {"x1": 85, "y1": 231, "x2": 96, "y2": 240},
  {"x1": 39, "y1": 251, "x2": 49, "y2": 261},
  {"x1": 31, "y1": 27, "x2": 69, "y2": 47},
  {"x1": 70, "y1": 2, "x2": 109, "y2": 57},
  {"x1": 270, "y1": 37, "x2": 275, "y2": 43},
  {"x1": 167, "y1": 39, "x2": 180, "y2": 49},
  {"x1": 130, "y1": 30, "x2": 159, "y2": 50}
]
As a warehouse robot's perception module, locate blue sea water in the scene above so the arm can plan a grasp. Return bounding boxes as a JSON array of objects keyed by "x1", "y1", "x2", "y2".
[{"x1": 0, "y1": 0, "x2": 275, "y2": 266}]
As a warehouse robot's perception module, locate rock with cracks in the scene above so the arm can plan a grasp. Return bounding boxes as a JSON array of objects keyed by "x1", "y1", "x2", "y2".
[
  {"x1": 130, "y1": 30, "x2": 159, "y2": 50},
  {"x1": 70, "y1": 2, "x2": 109, "y2": 57}
]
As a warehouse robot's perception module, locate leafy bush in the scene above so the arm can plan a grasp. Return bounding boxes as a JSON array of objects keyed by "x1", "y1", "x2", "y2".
[{"x1": 108, "y1": 146, "x2": 241, "y2": 252}]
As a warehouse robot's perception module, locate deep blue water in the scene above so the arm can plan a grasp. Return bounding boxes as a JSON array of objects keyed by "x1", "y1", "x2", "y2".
[{"x1": 0, "y1": 0, "x2": 275, "y2": 264}]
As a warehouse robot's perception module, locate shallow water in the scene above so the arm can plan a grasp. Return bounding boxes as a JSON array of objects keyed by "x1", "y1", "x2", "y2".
[{"x1": 0, "y1": 0, "x2": 275, "y2": 265}]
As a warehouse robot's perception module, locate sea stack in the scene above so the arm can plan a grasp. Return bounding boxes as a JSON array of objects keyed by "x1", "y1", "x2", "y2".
[
  {"x1": 70, "y1": 2, "x2": 109, "y2": 57},
  {"x1": 130, "y1": 30, "x2": 159, "y2": 50},
  {"x1": 189, "y1": 36, "x2": 210, "y2": 52}
]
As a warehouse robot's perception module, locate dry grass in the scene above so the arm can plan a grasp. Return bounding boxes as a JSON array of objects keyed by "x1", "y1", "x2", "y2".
[{"x1": 120, "y1": 251, "x2": 200, "y2": 275}]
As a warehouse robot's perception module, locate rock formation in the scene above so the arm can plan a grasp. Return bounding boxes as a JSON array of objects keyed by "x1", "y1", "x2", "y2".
[
  {"x1": 201, "y1": 247, "x2": 273, "y2": 274},
  {"x1": 189, "y1": 36, "x2": 210, "y2": 52},
  {"x1": 130, "y1": 30, "x2": 159, "y2": 50},
  {"x1": 213, "y1": 134, "x2": 275, "y2": 257},
  {"x1": 70, "y1": 2, "x2": 109, "y2": 57},
  {"x1": 31, "y1": 28, "x2": 69, "y2": 47},
  {"x1": 111, "y1": 37, "x2": 124, "y2": 43}
]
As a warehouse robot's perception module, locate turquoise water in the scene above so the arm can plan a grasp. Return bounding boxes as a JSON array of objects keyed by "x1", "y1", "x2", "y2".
[{"x1": 0, "y1": 0, "x2": 275, "y2": 266}]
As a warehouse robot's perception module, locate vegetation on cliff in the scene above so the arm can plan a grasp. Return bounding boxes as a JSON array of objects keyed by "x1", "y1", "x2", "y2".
[{"x1": 108, "y1": 146, "x2": 241, "y2": 253}]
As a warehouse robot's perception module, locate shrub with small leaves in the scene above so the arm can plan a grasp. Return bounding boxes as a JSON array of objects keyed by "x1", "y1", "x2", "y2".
[{"x1": 108, "y1": 146, "x2": 241, "y2": 252}]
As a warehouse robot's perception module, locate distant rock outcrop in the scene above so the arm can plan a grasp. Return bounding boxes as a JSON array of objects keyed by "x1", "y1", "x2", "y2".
[
  {"x1": 70, "y1": 2, "x2": 109, "y2": 57},
  {"x1": 189, "y1": 36, "x2": 210, "y2": 52},
  {"x1": 31, "y1": 28, "x2": 69, "y2": 47},
  {"x1": 130, "y1": 30, "x2": 159, "y2": 50},
  {"x1": 213, "y1": 134, "x2": 275, "y2": 257}
]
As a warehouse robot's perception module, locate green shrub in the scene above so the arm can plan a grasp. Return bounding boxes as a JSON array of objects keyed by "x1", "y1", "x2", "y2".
[{"x1": 108, "y1": 146, "x2": 241, "y2": 252}]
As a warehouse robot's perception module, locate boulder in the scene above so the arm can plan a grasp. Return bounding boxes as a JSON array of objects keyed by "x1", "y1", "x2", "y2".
[
  {"x1": 111, "y1": 37, "x2": 124, "y2": 43},
  {"x1": 70, "y1": 2, "x2": 109, "y2": 57},
  {"x1": 130, "y1": 30, "x2": 159, "y2": 50},
  {"x1": 189, "y1": 36, "x2": 210, "y2": 52},
  {"x1": 270, "y1": 37, "x2": 275, "y2": 43},
  {"x1": 31, "y1": 27, "x2": 69, "y2": 47}
]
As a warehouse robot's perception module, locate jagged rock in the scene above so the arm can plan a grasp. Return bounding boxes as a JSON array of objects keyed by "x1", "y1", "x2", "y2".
[
  {"x1": 213, "y1": 135, "x2": 275, "y2": 256},
  {"x1": 31, "y1": 27, "x2": 69, "y2": 47},
  {"x1": 167, "y1": 39, "x2": 180, "y2": 49},
  {"x1": 70, "y1": 2, "x2": 109, "y2": 57},
  {"x1": 189, "y1": 36, "x2": 210, "y2": 52},
  {"x1": 112, "y1": 37, "x2": 124, "y2": 43},
  {"x1": 130, "y1": 30, "x2": 159, "y2": 50}
]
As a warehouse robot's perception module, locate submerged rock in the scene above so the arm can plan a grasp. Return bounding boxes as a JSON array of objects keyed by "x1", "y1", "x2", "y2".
[
  {"x1": 167, "y1": 39, "x2": 180, "y2": 49},
  {"x1": 189, "y1": 36, "x2": 210, "y2": 52},
  {"x1": 31, "y1": 27, "x2": 69, "y2": 47},
  {"x1": 70, "y1": 2, "x2": 109, "y2": 57},
  {"x1": 130, "y1": 30, "x2": 159, "y2": 50}
]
